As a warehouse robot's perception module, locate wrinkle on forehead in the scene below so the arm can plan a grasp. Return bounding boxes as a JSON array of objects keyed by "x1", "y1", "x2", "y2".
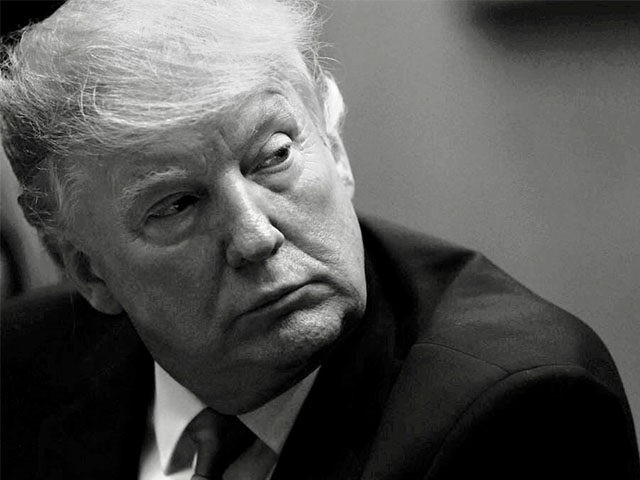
[
  {"x1": 116, "y1": 166, "x2": 194, "y2": 212},
  {"x1": 106, "y1": 88, "x2": 312, "y2": 211},
  {"x1": 216, "y1": 88, "x2": 309, "y2": 144}
]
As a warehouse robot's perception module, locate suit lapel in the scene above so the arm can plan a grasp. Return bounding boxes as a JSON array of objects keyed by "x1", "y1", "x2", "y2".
[
  {"x1": 37, "y1": 316, "x2": 153, "y2": 480},
  {"x1": 272, "y1": 247, "x2": 406, "y2": 480}
]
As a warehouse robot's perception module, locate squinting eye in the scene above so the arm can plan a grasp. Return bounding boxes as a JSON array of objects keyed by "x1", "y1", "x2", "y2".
[
  {"x1": 254, "y1": 133, "x2": 293, "y2": 172},
  {"x1": 148, "y1": 194, "x2": 199, "y2": 220}
]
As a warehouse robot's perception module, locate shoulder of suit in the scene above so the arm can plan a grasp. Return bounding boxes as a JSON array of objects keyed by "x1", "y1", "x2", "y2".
[
  {"x1": 358, "y1": 214, "x2": 620, "y2": 392},
  {"x1": 2, "y1": 283, "x2": 148, "y2": 393},
  {"x1": 419, "y1": 251, "x2": 618, "y2": 386},
  {"x1": 358, "y1": 215, "x2": 638, "y2": 479}
]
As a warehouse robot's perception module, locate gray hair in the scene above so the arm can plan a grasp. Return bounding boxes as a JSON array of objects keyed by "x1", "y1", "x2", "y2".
[{"x1": 1, "y1": 0, "x2": 340, "y2": 263}]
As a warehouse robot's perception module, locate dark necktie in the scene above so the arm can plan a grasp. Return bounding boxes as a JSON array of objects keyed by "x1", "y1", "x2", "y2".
[{"x1": 184, "y1": 407, "x2": 255, "y2": 480}]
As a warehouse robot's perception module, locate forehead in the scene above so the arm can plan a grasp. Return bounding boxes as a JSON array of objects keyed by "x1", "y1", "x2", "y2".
[{"x1": 108, "y1": 88, "x2": 310, "y2": 177}]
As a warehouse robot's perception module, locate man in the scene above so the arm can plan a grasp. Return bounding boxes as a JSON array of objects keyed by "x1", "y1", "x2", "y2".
[{"x1": 1, "y1": 1, "x2": 638, "y2": 479}]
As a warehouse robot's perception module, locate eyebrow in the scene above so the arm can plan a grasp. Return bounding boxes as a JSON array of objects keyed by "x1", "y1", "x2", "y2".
[
  {"x1": 231, "y1": 95, "x2": 303, "y2": 156},
  {"x1": 114, "y1": 95, "x2": 303, "y2": 215},
  {"x1": 116, "y1": 166, "x2": 193, "y2": 214}
]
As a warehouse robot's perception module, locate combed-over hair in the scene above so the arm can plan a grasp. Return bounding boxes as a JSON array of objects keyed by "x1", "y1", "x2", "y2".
[{"x1": 0, "y1": 0, "x2": 340, "y2": 262}]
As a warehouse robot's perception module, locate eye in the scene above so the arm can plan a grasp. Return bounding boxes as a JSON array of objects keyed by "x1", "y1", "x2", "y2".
[
  {"x1": 254, "y1": 133, "x2": 294, "y2": 172},
  {"x1": 148, "y1": 193, "x2": 200, "y2": 220}
]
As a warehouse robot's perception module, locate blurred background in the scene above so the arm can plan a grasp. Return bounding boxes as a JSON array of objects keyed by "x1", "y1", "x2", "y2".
[
  {"x1": 2, "y1": 0, "x2": 639, "y2": 449},
  {"x1": 319, "y1": 0, "x2": 640, "y2": 448}
]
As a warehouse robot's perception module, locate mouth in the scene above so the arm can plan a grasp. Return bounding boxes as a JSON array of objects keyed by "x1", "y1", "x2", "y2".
[{"x1": 239, "y1": 282, "x2": 329, "y2": 322}]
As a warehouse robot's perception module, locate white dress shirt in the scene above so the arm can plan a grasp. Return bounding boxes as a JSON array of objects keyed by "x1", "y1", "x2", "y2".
[{"x1": 139, "y1": 364, "x2": 319, "y2": 480}]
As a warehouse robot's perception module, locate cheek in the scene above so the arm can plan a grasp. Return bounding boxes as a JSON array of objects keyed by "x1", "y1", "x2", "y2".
[
  {"x1": 284, "y1": 152, "x2": 364, "y2": 283},
  {"x1": 290, "y1": 151, "x2": 351, "y2": 225},
  {"x1": 99, "y1": 239, "x2": 220, "y2": 331}
]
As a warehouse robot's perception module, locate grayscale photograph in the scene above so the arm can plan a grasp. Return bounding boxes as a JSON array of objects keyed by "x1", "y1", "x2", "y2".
[{"x1": 1, "y1": 1, "x2": 639, "y2": 479}]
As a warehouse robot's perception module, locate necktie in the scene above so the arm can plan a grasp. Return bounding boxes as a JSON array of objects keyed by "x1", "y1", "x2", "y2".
[{"x1": 186, "y1": 408, "x2": 255, "y2": 480}]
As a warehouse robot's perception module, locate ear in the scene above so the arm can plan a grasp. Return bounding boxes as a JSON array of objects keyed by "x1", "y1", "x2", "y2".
[
  {"x1": 322, "y1": 74, "x2": 355, "y2": 199},
  {"x1": 58, "y1": 240, "x2": 123, "y2": 315},
  {"x1": 328, "y1": 133, "x2": 355, "y2": 199}
]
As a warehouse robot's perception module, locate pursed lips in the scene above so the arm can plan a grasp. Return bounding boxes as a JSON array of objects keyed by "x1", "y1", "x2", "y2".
[
  {"x1": 244, "y1": 282, "x2": 310, "y2": 313},
  {"x1": 237, "y1": 281, "x2": 327, "y2": 321}
]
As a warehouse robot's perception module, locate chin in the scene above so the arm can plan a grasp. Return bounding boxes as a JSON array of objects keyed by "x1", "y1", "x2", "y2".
[
  {"x1": 267, "y1": 302, "x2": 363, "y2": 378},
  {"x1": 202, "y1": 300, "x2": 364, "y2": 413},
  {"x1": 277, "y1": 302, "x2": 355, "y2": 358},
  {"x1": 215, "y1": 309, "x2": 346, "y2": 412}
]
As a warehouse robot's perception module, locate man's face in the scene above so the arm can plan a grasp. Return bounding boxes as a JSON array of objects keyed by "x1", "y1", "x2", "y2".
[{"x1": 69, "y1": 88, "x2": 367, "y2": 413}]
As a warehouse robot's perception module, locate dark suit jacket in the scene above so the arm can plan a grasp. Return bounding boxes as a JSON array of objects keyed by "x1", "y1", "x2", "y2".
[{"x1": 2, "y1": 216, "x2": 639, "y2": 479}]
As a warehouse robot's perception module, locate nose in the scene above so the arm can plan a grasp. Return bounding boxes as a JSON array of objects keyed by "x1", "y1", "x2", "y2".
[{"x1": 222, "y1": 183, "x2": 284, "y2": 269}]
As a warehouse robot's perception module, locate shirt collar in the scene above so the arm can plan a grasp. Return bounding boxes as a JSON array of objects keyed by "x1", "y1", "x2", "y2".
[{"x1": 153, "y1": 363, "x2": 318, "y2": 474}]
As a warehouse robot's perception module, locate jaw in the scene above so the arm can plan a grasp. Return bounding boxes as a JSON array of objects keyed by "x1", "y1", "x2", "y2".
[{"x1": 163, "y1": 299, "x2": 362, "y2": 414}]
